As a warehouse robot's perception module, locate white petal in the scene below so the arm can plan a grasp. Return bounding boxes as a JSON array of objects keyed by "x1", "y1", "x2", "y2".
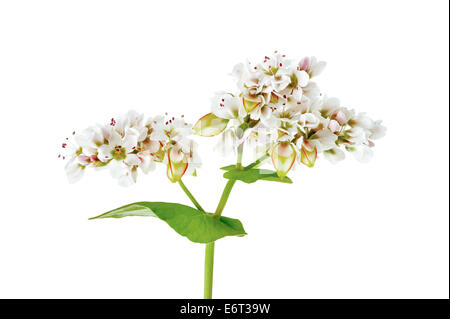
[
  {"x1": 310, "y1": 129, "x2": 338, "y2": 152},
  {"x1": 139, "y1": 154, "x2": 156, "y2": 174},
  {"x1": 97, "y1": 145, "x2": 113, "y2": 162},
  {"x1": 150, "y1": 130, "x2": 169, "y2": 142},
  {"x1": 328, "y1": 119, "x2": 341, "y2": 133},
  {"x1": 296, "y1": 70, "x2": 310, "y2": 87},
  {"x1": 122, "y1": 131, "x2": 138, "y2": 152},
  {"x1": 109, "y1": 130, "x2": 122, "y2": 146},
  {"x1": 65, "y1": 158, "x2": 85, "y2": 183},
  {"x1": 323, "y1": 148, "x2": 345, "y2": 164},
  {"x1": 303, "y1": 82, "x2": 320, "y2": 99},
  {"x1": 117, "y1": 175, "x2": 134, "y2": 187},
  {"x1": 124, "y1": 154, "x2": 140, "y2": 166},
  {"x1": 311, "y1": 61, "x2": 326, "y2": 77},
  {"x1": 109, "y1": 161, "x2": 127, "y2": 179},
  {"x1": 370, "y1": 120, "x2": 387, "y2": 140},
  {"x1": 231, "y1": 63, "x2": 245, "y2": 80},
  {"x1": 352, "y1": 145, "x2": 373, "y2": 163},
  {"x1": 211, "y1": 93, "x2": 244, "y2": 120}
]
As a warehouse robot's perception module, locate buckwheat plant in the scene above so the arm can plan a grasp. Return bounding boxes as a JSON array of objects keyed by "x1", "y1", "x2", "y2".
[{"x1": 61, "y1": 52, "x2": 385, "y2": 298}]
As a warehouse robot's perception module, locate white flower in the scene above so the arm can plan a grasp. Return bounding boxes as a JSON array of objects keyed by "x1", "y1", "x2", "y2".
[
  {"x1": 137, "y1": 151, "x2": 156, "y2": 174},
  {"x1": 308, "y1": 129, "x2": 338, "y2": 152},
  {"x1": 65, "y1": 157, "x2": 86, "y2": 183},
  {"x1": 74, "y1": 126, "x2": 109, "y2": 156},
  {"x1": 328, "y1": 119, "x2": 341, "y2": 133},
  {"x1": 323, "y1": 147, "x2": 346, "y2": 163},
  {"x1": 316, "y1": 96, "x2": 341, "y2": 117},
  {"x1": 211, "y1": 92, "x2": 245, "y2": 120},
  {"x1": 62, "y1": 111, "x2": 201, "y2": 186},
  {"x1": 350, "y1": 113, "x2": 386, "y2": 140},
  {"x1": 185, "y1": 141, "x2": 202, "y2": 176},
  {"x1": 114, "y1": 110, "x2": 148, "y2": 142},
  {"x1": 110, "y1": 161, "x2": 138, "y2": 187},
  {"x1": 370, "y1": 120, "x2": 387, "y2": 140},
  {"x1": 147, "y1": 115, "x2": 168, "y2": 142},
  {"x1": 351, "y1": 144, "x2": 374, "y2": 163},
  {"x1": 191, "y1": 53, "x2": 385, "y2": 171},
  {"x1": 246, "y1": 128, "x2": 274, "y2": 159},
  {"x1": 232, "y1": 62, "x2": 272, "y2": 97},
  {"x1": 98, "y1": 129, "x2": 139, "y2": 165},
  {"x1": 298, "y1": 56, "x2": 327, "y2": 78},
  {"x1": 299, "y1": 112, "x2": 321, "y2": 129},
  {"x1": 301, "y1": 81, "x2": 321, "y2": 100}
]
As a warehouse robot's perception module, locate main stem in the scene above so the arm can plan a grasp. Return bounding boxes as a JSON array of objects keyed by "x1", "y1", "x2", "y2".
[
  {"x1": 179, "y1": 143, "x2": 253, "y2": 299},
  {"x1": 204, "y1": 242, "x2": 215, "y2": 299},
  {"x1": 204, "y1": 142, "x2": 244, "y2": 299},
  {"x1": 177, "y1": 180, "x2": 214, "y2": 299}
]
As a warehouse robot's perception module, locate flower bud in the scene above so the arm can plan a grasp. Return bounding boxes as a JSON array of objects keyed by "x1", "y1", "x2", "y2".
[
  {"x1": 242, "y1": 97, "x2": 261, "y2": 113},
  {"x1": 193, "y1": 113, "x2": 229, "y2": 137},
  {"x1": 300, "y1": 141, "x2": 317, "y2": 168},
  {"x1": 271, "y1": 142, "x2": 296, "y2": 178},
  {"x1": 167, "y1": 148, "x2": 188, "y2": 182},
  {"x1": 328, "y1": 119, "x2": 341, "y2": 133}
]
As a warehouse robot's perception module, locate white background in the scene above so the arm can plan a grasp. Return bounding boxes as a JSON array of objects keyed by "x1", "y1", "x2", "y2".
[{"x1": 0, "y1": 0, "x2": 448, "y2": 299}]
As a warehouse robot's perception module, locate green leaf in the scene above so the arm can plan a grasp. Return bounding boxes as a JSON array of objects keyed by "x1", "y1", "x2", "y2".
[
  {"x1": 220, "y1": 165, "x2": 237, "y2": 171},
  {"x1": 223, "y1": 167, "x2": 293, "y2": 184},
  {"x1": 89, "y1": 202, "x2": 247, "y2": 244}
]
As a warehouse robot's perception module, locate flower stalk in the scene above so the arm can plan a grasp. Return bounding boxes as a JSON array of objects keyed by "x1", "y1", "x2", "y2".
[{"x1": 178, "y1": 180, "x2": 204, "y2": 212}]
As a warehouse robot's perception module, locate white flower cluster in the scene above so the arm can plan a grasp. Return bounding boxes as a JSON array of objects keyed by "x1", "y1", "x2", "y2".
[
  {"x1": 194, "y1": 52, "x2": 386, "y2": 177},
  {"x1": 60, "y1": 111, "x2": 200, "y2": 186}
]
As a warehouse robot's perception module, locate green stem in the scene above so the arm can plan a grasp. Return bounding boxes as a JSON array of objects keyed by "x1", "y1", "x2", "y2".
[
  {"x1": 245, "y1": 153, "x2": 270, "y2": 170},
  {"x1": 236, "y1": 143, "x2": 244, "y2": 170},
  {"x1": 213, "y1": 179, "x2": 236, "y2": 218},
  {"x1": 178, "y1": 179, "x2": 204, "y2": 212},
  {"x1": 204, "y1": 142, "x2": 245, "y2": 299},
  {"x1": 204, "y1": 242, "x2": 215, "y2": 299}
]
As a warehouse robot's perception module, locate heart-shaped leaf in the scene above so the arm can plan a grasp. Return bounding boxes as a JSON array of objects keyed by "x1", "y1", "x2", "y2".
[
  {"x1": 89, "y1": 202, "x2": 247, "y2": 244},
  {"x1": 222, "y1": 166, "x2": 293, "y2": 184}
]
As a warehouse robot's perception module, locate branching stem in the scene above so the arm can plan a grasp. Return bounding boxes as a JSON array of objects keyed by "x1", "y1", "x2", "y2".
[{"x1": 178, "y1": 179, "x2": 205, "y2": 212}]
